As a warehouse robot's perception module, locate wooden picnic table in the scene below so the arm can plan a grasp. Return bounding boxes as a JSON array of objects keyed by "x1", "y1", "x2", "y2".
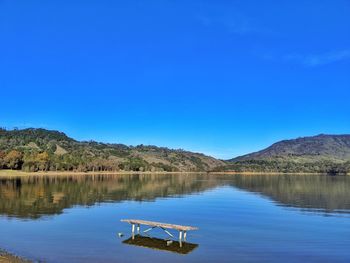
[{"x1": 121, "y1": 219, "x2": 198, "y2": 241}]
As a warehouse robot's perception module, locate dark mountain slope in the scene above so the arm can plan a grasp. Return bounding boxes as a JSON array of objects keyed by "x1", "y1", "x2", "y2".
[
  {"x1": 219, "y1": 134, "x2": 350, "y2": 174},
  {"x1": 232, "y1": 134, "x2": 350, "y2": 162}
]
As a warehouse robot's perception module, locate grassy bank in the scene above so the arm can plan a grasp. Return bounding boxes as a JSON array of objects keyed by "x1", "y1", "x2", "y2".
[
  {"x1": 0, "y1": 169, "x2": 207, "y2": 177},
  {"x1": 0, "y1": 249, "x2": 31, "y2": 263},
  {"x1": 1, "y1": 169, "x2": 347, "y2": 177},
  {"x1": 209, "y1": 171, "x2": 332, "y2": 175}
]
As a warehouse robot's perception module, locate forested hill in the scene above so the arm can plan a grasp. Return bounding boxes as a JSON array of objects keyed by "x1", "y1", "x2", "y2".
[
  {"x1": 218, "y1": 134, "x2": 350, "y2": 174},
  {"x1": 0, "y1": 128, "x2": 224, "y2": 172},
  {"x1": 2, "y1": 129, "x2": 350, "y2": 174}
]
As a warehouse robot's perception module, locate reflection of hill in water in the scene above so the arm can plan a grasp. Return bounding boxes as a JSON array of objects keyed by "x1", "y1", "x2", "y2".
[
  {"x1": 0, "y1": 174, "x2": 218, "y2": 219},
  {"x1": 223, "y1": 174, "x2": 350, "y2": 213},
  {"x1": 0, "y1": 173, "x2": 349, "y2": 219}
]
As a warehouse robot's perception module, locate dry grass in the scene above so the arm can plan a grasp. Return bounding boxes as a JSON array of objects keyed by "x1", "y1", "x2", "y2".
[
  {"x1": 54, "y1": 144, "x2": 68, "y2": 155},
  {"x1": 0, "y1": 250, "x2": 30, "y2": 263},
  {"x1": 209, "y1": 171, "x2": 338, "y2": 175},
  {"x1": 0, "y1": 169, "x2": 207, "y2": 177}
]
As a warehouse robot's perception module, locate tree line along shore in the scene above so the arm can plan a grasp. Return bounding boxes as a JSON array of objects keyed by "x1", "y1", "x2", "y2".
[{"x1": 1, "y1": 128, "x2": 350, "y2": 174}]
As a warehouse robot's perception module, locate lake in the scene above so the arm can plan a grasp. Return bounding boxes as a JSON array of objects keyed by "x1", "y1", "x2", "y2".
[{"x1": 0, "y1": 173, "x2": 349, "y2": 262}]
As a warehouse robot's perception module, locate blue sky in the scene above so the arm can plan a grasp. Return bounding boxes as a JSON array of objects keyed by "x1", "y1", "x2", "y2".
[{"x1": 1, "y1": 0, "x2": 349, "y2": 159}]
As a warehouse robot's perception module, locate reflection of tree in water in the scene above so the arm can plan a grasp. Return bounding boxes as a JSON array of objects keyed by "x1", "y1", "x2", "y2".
[
  {"x1": 0, "y1": 174, "x2": 219, "y2": 219},
  {"x1": 222, "y1": 174, "x2": 350, "y2": 213},
  {"x1": 0, "y1": 174, "x2": 349, "y2": 219}
]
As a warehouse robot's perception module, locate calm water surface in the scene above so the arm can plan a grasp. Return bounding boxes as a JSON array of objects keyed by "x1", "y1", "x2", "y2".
[{"x1": 0, "y1": 173, "x2": 349, "y2": 262}]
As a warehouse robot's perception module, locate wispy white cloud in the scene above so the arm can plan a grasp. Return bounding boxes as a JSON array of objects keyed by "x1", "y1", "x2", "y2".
[{"x1": 284, "y1": 50, "x2": 350, "y2": 67}]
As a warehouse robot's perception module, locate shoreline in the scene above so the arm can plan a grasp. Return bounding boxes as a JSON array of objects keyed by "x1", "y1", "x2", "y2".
[
  {"x1": 209, "y1": 171, "x2": 337, "y2": 175},
  {"x1": 0, "y1": 249, "x2": 31, "y2": 263},
  {"x1": 0, "y1": 169, "x2": 208, "y2": 177},
  {"x1": 0, "y1": 169, "x2": 345, "y2": 177}
]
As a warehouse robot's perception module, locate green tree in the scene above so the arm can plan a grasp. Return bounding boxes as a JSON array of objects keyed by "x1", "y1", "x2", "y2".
[
  {"x1": 36, "y1": 152, "x2": 50, "y2": 171},
  {"x1": 0, "y1": 150, "x2": 5, "y2": 168},
  {"x1": 4, "y1": 150, "x2": 23, "y2": 169}
]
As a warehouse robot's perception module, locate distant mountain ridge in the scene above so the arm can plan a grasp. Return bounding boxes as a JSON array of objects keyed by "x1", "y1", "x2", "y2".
[
  {"x1": 0, "y1": 128, "x2": 224, "y2": 172},
  {"x1": 220, "y1": 134, "x2": 350, "y2": 174},
  {"x1": 232, "y1": 134, "x2": 350, "y2": 162}
]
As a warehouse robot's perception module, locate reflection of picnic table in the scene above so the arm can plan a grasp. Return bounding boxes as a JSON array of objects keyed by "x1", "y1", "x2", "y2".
[
  {"x1": 122, "y1": 235, "x2": 199, "y2": 255},
  {"x1": 121, "y1": 219, "x2": 198, "y2": 240}
]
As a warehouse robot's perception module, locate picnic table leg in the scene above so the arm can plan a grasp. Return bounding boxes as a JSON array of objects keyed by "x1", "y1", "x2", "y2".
[
  {"x1": 137, "y1": 224, "x2": 140, "y2": 234},
  {"x1": 132, "y1": 224, "x2": 135, "y2": 234},
  {"x1": 143, "y1": 226, "x2": 156, "y2": 233},
  {"x1": 179, "y1": 232, "x2": 183, "y2": 248},
  {"x1": 184, "y1": 231, "x2": 187, "y2": 241}
]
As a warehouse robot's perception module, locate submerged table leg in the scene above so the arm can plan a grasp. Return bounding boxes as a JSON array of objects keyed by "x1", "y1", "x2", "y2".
[{"x1": 179, "y1": 231, "x2": 183, "y2": 241}]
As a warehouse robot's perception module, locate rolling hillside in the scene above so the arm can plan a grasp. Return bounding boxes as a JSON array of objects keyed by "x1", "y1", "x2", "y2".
[
  {"x1": 1, "y1": 129, "x2": 349, "y2": 174},
  {"x1": 0, "y1": 128, "x2": 224, "y2": 172},
  {"x1": 220, "y1": 134, "x2": 350, "y2": 173}
]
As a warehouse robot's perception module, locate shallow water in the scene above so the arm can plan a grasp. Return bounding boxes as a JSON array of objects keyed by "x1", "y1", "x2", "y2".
[{"x1": 0, "y1": 173, "x2": 349, "y2": 262}]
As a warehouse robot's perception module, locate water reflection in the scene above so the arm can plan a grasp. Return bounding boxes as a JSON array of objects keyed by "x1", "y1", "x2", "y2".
[
  {"x1": 122, "y1": 235, "x2": 198, "y2": 254},
  {"x1": 0, "y1": 174, "x2": 219, "y2": 219},
  {"x1": 224, "y1": 174, "x2": 350, "y2": 214},
  {"x1": 0, "y1": 173, "x2": 350, "y2": 219}
]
